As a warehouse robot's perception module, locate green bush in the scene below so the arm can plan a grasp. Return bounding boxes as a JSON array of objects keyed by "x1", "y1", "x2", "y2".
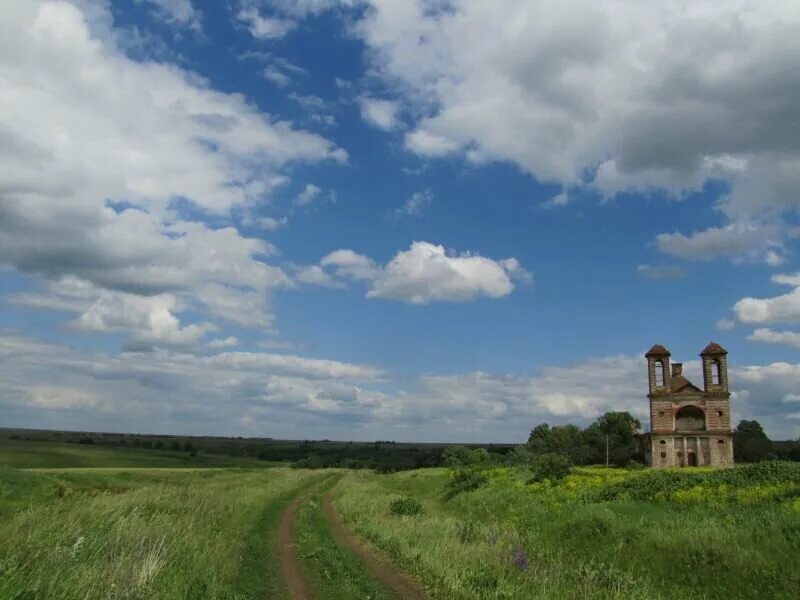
[
  {"x1": 389, "y1": 496, "x2": 423, "y2": 516},
  {"x1": 528, "y1": 452, "x2": 573, "y2": 482},
  {"x1": 442, "y1": 446, "x2": 492, "y2": 467},
  {"x1": 444, "y1": 469, "x2": 488, "y2": 500}
]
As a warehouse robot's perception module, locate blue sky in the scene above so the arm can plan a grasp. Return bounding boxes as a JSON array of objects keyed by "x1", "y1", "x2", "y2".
[{"x1": 2, "y1": 0, "x2": 800, "y2": 441}]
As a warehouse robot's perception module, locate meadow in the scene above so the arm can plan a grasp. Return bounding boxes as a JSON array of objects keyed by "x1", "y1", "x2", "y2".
[
  {"x1": 332, "y1": 463, "x2": 800, "y2": 599},
  {"x1": 0, "y1": 466, "x2": 325, "y2": 599},
  {"x1": 2, "y1": 434, "x2": 800, "y2": 599}
]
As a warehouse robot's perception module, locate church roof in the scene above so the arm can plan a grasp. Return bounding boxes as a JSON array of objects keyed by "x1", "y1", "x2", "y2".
[
  {"x1": 700, "y1": 341, "x2": 728, "y2": 356},
  {"x1": 670, "y1": 374, "x2": 703, "y2": 393},
  {"x1": 645, "y1": 344, "x2": 671, "y2": 357}
]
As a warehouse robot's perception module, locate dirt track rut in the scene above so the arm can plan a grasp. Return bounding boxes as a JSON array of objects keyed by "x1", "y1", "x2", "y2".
[{"x1": 322, "y1": 493, "x2": 428, "y2": 600}]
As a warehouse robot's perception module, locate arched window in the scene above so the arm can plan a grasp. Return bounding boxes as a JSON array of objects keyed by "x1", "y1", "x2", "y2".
[
  {"x1": 711, "y1": 360, "x2": 721, "y2": 385},
  {"x1": 675, "y1": 405, "x2": 706, "y2": 431},
  {"x1": 654, "y1": 360, "x2": 666, "y2": 387}
]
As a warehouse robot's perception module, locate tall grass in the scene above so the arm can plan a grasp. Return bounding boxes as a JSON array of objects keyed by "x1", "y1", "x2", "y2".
[
  {"x1": 333, "y1": 465, "x2": 800, "y2": 599},
  {"x1": 0, "y1": 467, "x2": 322, "y2": 599}
]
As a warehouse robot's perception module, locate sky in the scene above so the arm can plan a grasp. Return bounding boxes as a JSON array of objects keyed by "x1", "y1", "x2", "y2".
[{"x1": 2, "y1": 0, "x2": 800, "y2": 442}]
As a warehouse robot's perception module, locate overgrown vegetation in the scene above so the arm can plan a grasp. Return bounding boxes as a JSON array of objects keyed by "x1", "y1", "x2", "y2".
[
  {"x1": 444, "y1": 469, "x2": 489, "y2": 500},
  {"x1": 333, "y1": 464, "x2": 800, "y2": 599}
]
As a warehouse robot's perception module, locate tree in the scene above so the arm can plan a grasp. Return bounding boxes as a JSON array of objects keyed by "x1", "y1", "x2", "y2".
[
  {"x1": 527, "y1": 423, "x2": 591, "y2": 463},
  {"x1": 587, "y1": 412, "x2": 642, "y2": 466},
  {"x1": 735, "y1": 419, "x2": 772, "y2": 462},
  {"x1": 442, "y1": 446, "x2": 491, "y2": 467}
]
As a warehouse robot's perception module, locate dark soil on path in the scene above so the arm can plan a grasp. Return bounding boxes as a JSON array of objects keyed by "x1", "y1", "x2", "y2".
[
  {"x1": 277, "y1": 484, "x2": 319, "y2": 600},
  {"x1": 322, "y1": 493, "x2": 428, "y2": 600}
]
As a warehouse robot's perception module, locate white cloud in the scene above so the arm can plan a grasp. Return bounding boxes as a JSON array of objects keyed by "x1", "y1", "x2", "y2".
[
  {"x1": 394, "y1": 189, "x2": 432, "y2": 217},
  {"x1": 358, "y1": 97, "x2": 400, "y2": 130},
  {"x1": 0, "y1": 0, "x2": 346, "y2": 349},
  {"x1": 405, "y1": 129, "x2": 459, "y2": 156},
  {"x1": 656, "y1": 221, "x2": 784, "y2": 264},
  {"x1": 237, "y1": 7, "x2": 295, "y2": 39},
  {"x1": 207, "y1": 336, "x2": 239, "y2": 349},
  {"x1": 748, "y1": 328, "x2": 800, "y2": 348},
  {"x1": 71, "y1": 290, "x2": 216, "y2": 351},
  {"x1": 320, "y1": 242, "x2": 531, "y2": 304},
  {"x1": 733, "y1": 280, "x2": 800, "y2": 325},
  {"x1": 138, "y1": 0, "x2": 202, "y2": 31},
  {"x1": 354, "y1": 1, "x2": 800, "y2": 263},
  {"x1": 320, "y1": 249, "x2": 381, "y2": 281},
  {"x1": 357, "y1": 1, "x2": 800, "y2": 191},
  {"x1": 295, "y1": 265, "x2": 343, "y2": 288},
  {"x1": 294, "y1": 183, "x2": 322, "y2": 206}
]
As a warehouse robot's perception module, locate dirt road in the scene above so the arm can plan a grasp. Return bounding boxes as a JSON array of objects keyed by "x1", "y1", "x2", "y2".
[
  {"x1": 276, "y1": 484, "x2": 318, "y2": 600},
  {"x1": 322, "y1": 493, "x2": 428, "y2": 600}
]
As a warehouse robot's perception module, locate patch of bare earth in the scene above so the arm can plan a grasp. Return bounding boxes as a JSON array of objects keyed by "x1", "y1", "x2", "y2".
[
  {"x1": 277, "y1": 488, "x2": 316, "y2": 600},
  {"x1": 322, "y1": 493, "x2": 428, "y2": 600}
]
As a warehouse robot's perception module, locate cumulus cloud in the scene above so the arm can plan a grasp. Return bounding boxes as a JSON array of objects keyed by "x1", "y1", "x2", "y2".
[
  {"x1": 732, "y1": 274, "x2": 800, "y2": 324},
  {"x1": 0, "y1": 0, "x2": 344, "y2": 349},
  {"x1": 71, "y1": 291, "x2": 217, "y2": 352},
  {"x1": 358, "y1": 97, "x2": 400, "y2": 130},
  {"x1": 318, "y1": 242, "x2": 531, "y2": 303},
  {"x1": 353, "y1": 1, "x2": 800, "y2": 263}
]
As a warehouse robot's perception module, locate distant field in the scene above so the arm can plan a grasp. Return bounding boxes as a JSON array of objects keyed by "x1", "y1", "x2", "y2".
[
  {"x1": 333, "y1": 463, "x2": 800, "y2": 599},
  {"x1": 0, "y1": 439, "x2": 273, "y2": 469}
]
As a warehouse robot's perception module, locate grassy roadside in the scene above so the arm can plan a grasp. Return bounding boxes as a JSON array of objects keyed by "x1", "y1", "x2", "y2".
[
  {"x1": 332, "y1": 466, "x2": 800, "y2": 599},
  {"x1": 293, "y1": 474, "x2": 392, "y2": 600},
  {"x1": 0, "y1": 467, "x2": 321, "y2": 599}
]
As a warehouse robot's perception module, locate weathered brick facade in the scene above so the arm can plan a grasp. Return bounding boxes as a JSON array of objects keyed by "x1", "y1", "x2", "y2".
[{"x1": 641, "y1": 343, "x2": 734, "y2": 467}]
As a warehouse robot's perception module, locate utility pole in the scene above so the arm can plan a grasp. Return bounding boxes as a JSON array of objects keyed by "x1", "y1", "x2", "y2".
[{"x1": 605, "y1": 435, "x2": 609, "y2": 467}]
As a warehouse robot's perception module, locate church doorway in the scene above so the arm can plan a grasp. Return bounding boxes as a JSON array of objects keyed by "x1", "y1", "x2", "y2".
[{"x1": 687, "y1": 451, "x2": 698, "y2": 467}]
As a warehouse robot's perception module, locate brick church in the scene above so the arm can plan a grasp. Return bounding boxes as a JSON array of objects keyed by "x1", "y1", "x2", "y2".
[{"x1": 641, "y1": 343, "x2": 734, "y2": 467}]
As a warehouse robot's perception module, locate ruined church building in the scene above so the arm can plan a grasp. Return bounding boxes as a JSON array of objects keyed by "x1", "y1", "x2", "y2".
[{"x1": 642, "y1": 343, "x2": 734, "y2": 467}]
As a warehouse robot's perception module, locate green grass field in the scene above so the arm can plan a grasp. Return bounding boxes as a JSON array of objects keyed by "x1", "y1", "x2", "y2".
[
  {"x1": 0, "y1": 466, "x2": 326, "y2": 599},
  {"x1": 332, "y1": 464, "x2": 800, "y2": 599},
  {"x1": 3, "y1": 436, "x2": 800, "y2": 599}
]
